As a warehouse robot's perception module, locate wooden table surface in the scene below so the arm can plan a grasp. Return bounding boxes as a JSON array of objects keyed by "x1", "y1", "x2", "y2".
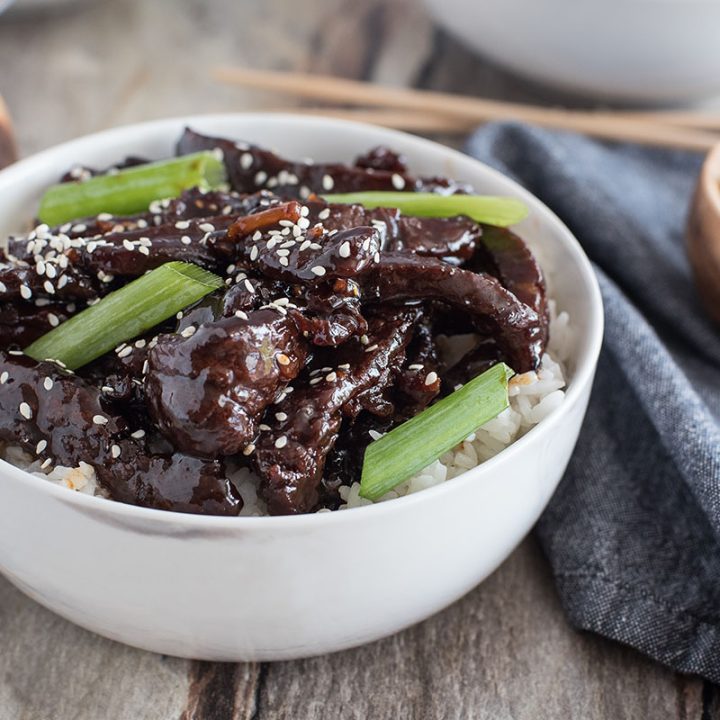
[{"x1": 0, "y1": 1, "x2": 715, "y2": 718}]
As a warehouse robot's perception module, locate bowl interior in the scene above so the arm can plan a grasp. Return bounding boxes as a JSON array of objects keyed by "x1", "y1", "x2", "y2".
[{"x1": 0, "y1": 113, "x2": 603, "y2": 522}]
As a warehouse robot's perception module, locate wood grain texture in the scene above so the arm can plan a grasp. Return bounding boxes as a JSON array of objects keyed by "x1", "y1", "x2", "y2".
[{"x1": 0, "y1": 0, "x2": 714, "y2": 717}]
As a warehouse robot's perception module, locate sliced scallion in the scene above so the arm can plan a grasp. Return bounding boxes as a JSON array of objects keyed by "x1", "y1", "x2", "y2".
[
  {"x1": 38, "y1": 151, "x2": 227, "y2": 226},
  {"x1": 323, "y1": 192, "x2": 528, "y2": 227},
  {"x1": 24, "y1": 262, "x2": 223, "y2": 370},
  {"x1": 359, "y1": 363, "x2": 513, "y2": 501}
]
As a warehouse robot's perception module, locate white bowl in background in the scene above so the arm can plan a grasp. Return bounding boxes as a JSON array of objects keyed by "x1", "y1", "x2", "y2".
[
  {"x1": 422, "y1": 0, "x2": 720, "y2": 103},
  {"x1": 0, "y1": 114, "x2": 603, "y2": 660}
]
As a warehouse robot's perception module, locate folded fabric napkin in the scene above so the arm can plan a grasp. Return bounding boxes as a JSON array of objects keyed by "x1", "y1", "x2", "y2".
[{"x1": 466, "y1": 123, "x2": 720, "y2": 683}]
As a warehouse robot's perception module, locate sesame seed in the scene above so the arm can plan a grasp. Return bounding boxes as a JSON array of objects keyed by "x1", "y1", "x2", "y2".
[
  {"x1": 259, "y1": 424, "x2": 271, "y2": 431},
  {"x1": 275, "y1": 412, "x2": 288, "y2": 421},
  {"x1": 276, "y1": 249, "x2": 290, "y2": 257},
  {"x1": 139, "y1": 246, "x2": 150, "y2": 256},
  {"x1": 19, "y1": 402, "x2": 32, "y2": 420},
  {"x1": 43, "y1": 377, "x2": 54, "y2": 391},
  {"x1": 365, "y1": 344, "x2": 379, "y2": 353},
  {"x1": 93, "y1": 414, "x2": 108, "y2": 425},
  {"x1": 311, "y1": 266, "x2": 326, "y2": 277},
  {"x1": 408, "y1": 364, "x2": 424, "y2": 371},
  {"x1": 250, "y1": 245, "x2": 259, "y2": 261},
  {"x1": 40, "y1": 458, "x2": 52, "y2": 470},
  {"x1": 47, "y1": 313, "x2": 60, "y2": 327},
  {"x1": 122, "y1": 239, "x2": 134, "y2": 251},
  {"x1": 181, "y1": 235, "x2": 192, "y2": 245},
  {"x1": 45, "y1": 264, "x2": 57, "y2": 279},
  {"x1": 309, "y1": 242, "x2": 322, "y2": 250},
  {"x1": 279, "y1": 219, "x2": 294, "y2": 228},
  {"x1": 0, "y1": 372, "x2": 7, "y2": 384},
  {"x1": 0, "y1": 281, "x2": 6, "y2": 293},
  {"x1": 134, "y1": 339, "x2": 146, "y2": 348},
  {"x1": 242, "y1": 443, "x2": 255, "y2": 456},
  {"x1": 176, "y1": 311, "x2": 184, "y2": 320},
  {"x1": 181, "y1": 325, "x2": 196, "y2": 338},
  {"x1": 111, "y1": 444, "x2": 122, "y2": 459},
  {"x1": 97, "y1": 212, "x2": 113, "y2": 221},
  {"x1": 35, "y1": 260, "x2": 46, "y2": 276},
  {"x1": 360, "y1": 334, "x2": 369, "y2": 345},
  {"x1": 43, "y1": 281, "x2": 55, "y2": 295},
  {"x1": 391, "y1": 173, "x2": 406, "y2": 190},
  {"x1": 175, "y1": 221, "x2": 190, "y2": 229},
  {"x1": 252, "y1": 230, "x2": 262, "y2": 241},
  {"x1": 36, "y1": 439, "x2": 47, "y2": 454},
  {"x1": 318, "y1": 208, "x2": 331, "y2": 220},
  {"x1": 322, "y1": 174, "x2": 334, "y2": 191},
  {"x1": 279, "y1": 257, "x2": 289, "y2": 267},
  {"x1": 374, "y1": 252, "x2": 380, "y2": 263},
  {"x1": 275, "y1": 435, "x2": 288, "y2": 449},
  {"x1": 8, "y1": 350, "x2": 23, "y2": 356},
  {"x1": 299, "y1": 240, "x2": 312, "y2": 251},
  {"x1": 325, "y1": 371, "x2": 337, "y2": 382},
  {"x1": 131, "y1": 429, "x2": 146, "y2": 439},
  {"x1": 297, "y1": 216, "x2": 310, "y2": 230},
  {"x1": 338, "y1": 363, "x2": 350, "y2": 370},
  {"x1": 240, "y1": 152, "x2": 253, "y2": 170},
  {"x1": 101, "y1": 385, "x2": 113, "y2": 393},
  {"x1": 244, "y1": 279, "x2": 254, "y2": 293},
  {"x1": 369, "y1": 430, "x2": 384, "y2": 441},
  {"x1": 280, "y1": 240, "x2": 296, "y2": 248},
  {"x1": 72, "y1": 223, "x2": 87, "y2": 233},
  {"x1": 254, "y1": 170, "x2": 268, "y2": 185},
  {"x1": 339, "y1": 241, "x2": 351, "y2": 258},
  {"x1": 424, "y1": 371, "x2": 439, "y2": 385},
  {"x1": 20, "y1": 285, "x2": 32, "y2": 300},
  {"x1": 310, "y1": 377, "x2": 322, "y2": 385},
  {"x1": 118, "y1": 346, "x2": 133, "y2": 358},
  {"x1": 199, "y1": 223, "x2": 215, "y2": 233}
]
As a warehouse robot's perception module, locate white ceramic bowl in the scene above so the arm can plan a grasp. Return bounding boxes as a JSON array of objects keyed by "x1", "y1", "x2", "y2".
[
  {"x1": 0, "y1": 114, "x2": 603, "y2": 661},
  {"x1": 422, "y1": 0, "x2": 720, "y2": 103}
]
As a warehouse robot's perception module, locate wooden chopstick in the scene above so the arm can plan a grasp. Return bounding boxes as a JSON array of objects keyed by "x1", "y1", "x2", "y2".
[{"x1": 213, "y1": 66, "x2": 720, "y2": 152}]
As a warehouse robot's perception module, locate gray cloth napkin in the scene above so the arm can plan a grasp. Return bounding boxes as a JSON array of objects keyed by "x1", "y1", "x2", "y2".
[{"x1": 466, "y1": 123, "x2": 720, "y2": 682}]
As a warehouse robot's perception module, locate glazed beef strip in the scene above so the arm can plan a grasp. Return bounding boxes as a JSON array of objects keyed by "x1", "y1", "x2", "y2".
[
  {"x1": 0, "y1": 352, "x2": 242, "y2": 515},
  {"x1": 360, "y1": 252, "x2": 544, "y2": 373},
  {"x1": 145, "y1": 309, "x2": 307, "y2": 457},
  {"x1": 176, "y1": 129, "x2": 466, "y2": 198},
  {"x1": 252, "y1": 308, "x2": 418, "y2": 515}
]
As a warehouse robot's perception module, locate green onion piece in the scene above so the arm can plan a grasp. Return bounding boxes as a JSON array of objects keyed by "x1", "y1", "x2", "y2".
[
  {"x1": 24, "y1": 262, "x2": 223, "y2": 370},
  {"x1": 37, "y1": 151, "x2": 227, "y2": 226},
  {"x1": 359, "y1": 363, "x2": 513, "y2": 501},
  {"x1": 322, "y1": 192, "x2": 528, "y2": 227}
]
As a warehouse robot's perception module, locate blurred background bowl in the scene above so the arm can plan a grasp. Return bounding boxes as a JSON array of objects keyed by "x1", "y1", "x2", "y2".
[{"x1": 421, "y1": 0, "x2": 720, "y2": 104}]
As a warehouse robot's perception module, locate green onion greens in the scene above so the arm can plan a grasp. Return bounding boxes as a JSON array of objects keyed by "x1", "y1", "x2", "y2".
[
  {"x1": 24, "y1": 262, "x2": 224, "y2": 370},
  {"x1": 359, "y1": 363, "x2": 513, "y2": 501},
  {"x1": 37, "y1": 151, "x2": 227, "y2": 226},
  {"x1": 322, "y1": 192, "x2": 528, "y2": 227}
]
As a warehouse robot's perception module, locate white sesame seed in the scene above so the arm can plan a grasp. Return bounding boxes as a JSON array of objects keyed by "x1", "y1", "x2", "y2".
[
  {"x1": 360, "y1": 334, "x2": 369, "y2": 345},
  {"x1": 276, "y1": 249, "x2": 290, "y2": 257},
  {"x1": 297, "y1": 216, "x2": 310, "y2": 230},
  {"x1": 45, "y1": 264, "x2": 57, "y2": 279},
  {"x1": 181, "y1": 325, "x2": 196, "y2": 338},
  {"x1": 424, "y1": 371, "x2": 439, "y2": 386},
  {"x1": 275, "y1": 412, "x2": 288, "y2": 421},
  {"x1": 279, "y1": 257, "x2": 289, "y2": 267},
  {"x1": 101, "y1": 385, "x2": 113, "y2": 393},
  {"x1": 131, "y1": 429, "x2": 146, "y2": 439},
  {"x1": 252, "y1": 230, "x2": 262, "y2": 241},
  {"x1": 175, "y1": 221, "x2": 190, "y2": 229},
  {"x1": 309, "y1": 243, "x2": 322, "y2": 250},
  {"x1": 139, "y1": 246, "x2": 150, "y2": 256},
  {"x1": 43, "y1": 281, "x2": 55, "y2": 295},
  {"x1": 0, "y1": 372, "x2": 7, "y2": 384},
  {"x1": 97, "y1": 213, "x2": 113, "y2": 221},
  {"x1": 86, "y1": 241, "x2": 97, "y2": 253},
  {"x1": 318, "y1": 208, "x2": 331, "y2": 220},
  {"x1": 8, "y1": 350, "x2": 23, "y2": 356},
  {"x1": 234, "y1": 310, "x2": 249, "y2": 320},
  {"x1": 242, "y1": 443, "x2": 255, "y2": 456},
  {"x1": 309, "y1": 377, "x2": 322, "y2": 385},
  {"x1": 275, "y1": 436, "x2": 288, "y2": 449},
  {"x1": 259, "y1": 424, "x2": 271, "y2": 431},
  {"x1": 36, "y1": 439, "x2": 47, "y2": 454},
  {"x1": 109, "y1": 444, "x2": 121, "y2": 459},
  {"x1": 123, "y1": 239, "x2": 135, "y2": 251},
  {"x1": 279, "y1": 220, "x2": 294, "y2": 228},
  {"x1": 339, "y1": 241, "x2": 351, "y2": 258},
  {"x1": 369, "y1": 430, "x2": 384, "y2": 441},
  {"x1": 181, "y1": 235, "x2": 192, "y2": 245},
  {"x1": 374, "y1": 252, "x2": 380, "y2": 263},
  {"x1": 365, "y1": 344, "x2": 379, "y2": 353},
  {"x1": 35, "y1": 260, "x2": 46, "y2": 276},
  {"x1": 117, "y1": 346, "x2": 133, "y2": 358},
  {"x1": 19, "y1": 402, "x2": 32, "y2": 420},
  {"x1": 311, "y1": 266, "x2": 326, "y2": 277},
  {"x1": 47, "y1": 313, "x2": 60, "y2": 327},
  {"x1": 0, "y1": 281, "x2": 6, "y2": 294},
  {"x1": 338, "y1": 363, "x2": 350, "y2": 370},
  {"x1": 43, "y1": 377, "x2": 54, "y2": 391},
  {"x1": 292, "y1": 225, "x2": 303, "y2": 238},
  {"x1": 408, "y1": 364, "x2": 424, "y2": 371},
  {"x1": 325, "y1": 371, "x2": 337, "y2": 382},
  {"x1": 299, "y1": 240, "x2": 312, "y2": 251},
  {"x1": 391, "y1": 173, "x2": 406, "y2": 190},
  {"x1": 240, "y1": 152, "x2": 253, "y2": 170},
  {"x1": 57, "y1": 275, "x2": 69, "y2": 289},
  {"x1": 134, "y1": 339, "x2": 146, "y2": 348},
  {"x1": 93, "y1": 414, "x2": 108, "y2": 425},
  {"x1": 250, "y1": 245, "x2": 259, "y2": 261},
  {"x1": 254, "y1": 170, "x2": 268, "y2": 185},
  {"x1": 20, "y1": 285, "x2": 32, "y2": 300},
  {"x1": 244, "y1": 279, "x2": 254, "y2": 293},
  {"x1": 71, "y1": 223, "x2": 87, "y2": 233},
  {"x1": 41, "y1": 458, "x2": 52, "y2": 470},
  {"x1": 199, "y1": 223, "x2": 215, "y2": 233},
  {"x1": 322, "y1": 174, "x2": 334, "y2": 191}
]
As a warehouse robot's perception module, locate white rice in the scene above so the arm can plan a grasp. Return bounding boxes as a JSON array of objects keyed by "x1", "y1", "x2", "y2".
[{"x1": 2, "y1": 301, "x2": 573, "y2": 516}]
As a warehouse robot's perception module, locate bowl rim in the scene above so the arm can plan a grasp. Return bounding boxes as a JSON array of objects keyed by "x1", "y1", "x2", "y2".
[{"x1": 0, "y1": 112, "x2": 604, "y2": 529}]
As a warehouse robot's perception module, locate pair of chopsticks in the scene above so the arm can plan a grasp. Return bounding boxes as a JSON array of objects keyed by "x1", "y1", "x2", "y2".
[{"x1": 213, "y1": 67, "x2": 720, "y2": 152}]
